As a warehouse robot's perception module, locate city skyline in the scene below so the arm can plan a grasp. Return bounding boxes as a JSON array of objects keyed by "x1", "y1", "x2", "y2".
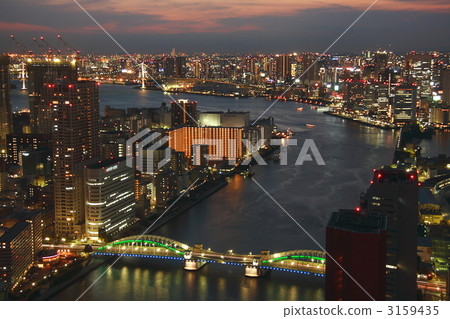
[
  {"x1": 1, "y1": 0, "x2": 450, "y2": 54},
  {"x1": 1, "y1": 0, "x2": 449, "y2": 305}
]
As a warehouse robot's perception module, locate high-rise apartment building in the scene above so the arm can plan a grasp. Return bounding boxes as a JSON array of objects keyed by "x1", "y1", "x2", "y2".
[
  {"x1": 153, "y1": 170, "x2": 177, "y2": 208},
  {"x1": 0, "y1": 55, "x2": 12, "y2": 156},
  {"x1": 47, "y1": 81, "x2": 100, "y2": 238},
  {"x1": 276, "y1": 54, "x2": 291, "y2": 82},
  {"x1": 301, "y1": 53, "x2": 320, "y2": 85},
  {"x1": 28, "y1": 61, "x2": 77, "y2": 134},
  {"x1": 84, "y1": 158, "x2": 135, "y2": 240},
  {"x1": 170, "y1": 99, "x2": 197, "y2": 127}
]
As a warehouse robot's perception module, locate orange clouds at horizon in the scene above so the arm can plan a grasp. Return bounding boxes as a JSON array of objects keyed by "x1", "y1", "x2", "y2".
[{"x1": 4, "y1": 0, "x2": 450, "y2": 34}]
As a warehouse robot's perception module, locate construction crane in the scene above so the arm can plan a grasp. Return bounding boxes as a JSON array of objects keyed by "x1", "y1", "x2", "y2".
[
  {"x1": 57, "y1": 35, "x2": 80, "y2": 56},
  {"x1": 39, "y1": 36, "x2": 55, "y2": 56},
  {"x1": 32, "y1": 37, "x2": 48, "y2": 55},
  {"x1": 10, "y1": 35, "x2": 32, "y2": 55}
]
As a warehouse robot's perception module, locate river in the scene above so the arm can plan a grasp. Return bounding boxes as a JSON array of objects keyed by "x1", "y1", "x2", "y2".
[{"x1": 10, "y1": 83, "x2": 449, "y2": 300}]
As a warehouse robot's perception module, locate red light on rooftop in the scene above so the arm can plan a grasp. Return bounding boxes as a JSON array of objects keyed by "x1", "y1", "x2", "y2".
[
  {"x1": 377, "y1": 173, "x2": 382, "y2": 178},
  {"x1": 370, "y1": 180, "x2": 374, "y2": 184},
  {"x1": 355, "y1": 207, "x2": 361, "y2": 212},
  {"x1": 48, "y1": 84, "x2": 52, "y2": 88},
  {"x1": 409, "y1": 174, "x2": 415, "y2": 180}
]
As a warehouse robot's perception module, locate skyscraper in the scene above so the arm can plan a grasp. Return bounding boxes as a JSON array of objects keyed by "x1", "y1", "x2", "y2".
[
  {"x1": 170, "y1": 99, "x2": 197, "y2": 127},
  {"x1": 326, "y1": 168, "x2": 419, "y2": 301},
  {"x1": 276, "y1": 54, "x2": 291, "y2": 82},
  {"x1": 47, "y1": 81, "x2": 100, "y2": 238},
  {"x1": 28, "y1": 61, "x2": 78, "y2": 134},
  {"x1": 301, "y1": 53, "x2": 320, "y2": 85},
  {"x1": 0, "y1": 55, "x2": 12, "y2": 156},
  {"x1": 366, "y1": 168, "x2": 419, "y2": 300}
]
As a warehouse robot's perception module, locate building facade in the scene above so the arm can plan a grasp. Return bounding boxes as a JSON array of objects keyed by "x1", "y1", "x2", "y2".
[
  {"x1": 0, "y1": 221, "x2": 33, "y2": 289},
  {"x1": 48, "y1": 81, "x2": 100, "y2": 238},
  {"x1": 84, "y1": 158, "x2": 135, "y2": 240},
  {"x1": 366, "y1": 168, "x2": 419, "y2": 300},
  {"x1": 326, "y1": 209, "x2": 387, "y2": 301},
  {"x1": 168, "y1": 126, "x2": 243, "y2": 161},
  {"x1": 28, "y1": 61, "x2": 78, "y2": 134},
  {"x1": 170, "y1": 99, "x2": 197, "y2": 127}
]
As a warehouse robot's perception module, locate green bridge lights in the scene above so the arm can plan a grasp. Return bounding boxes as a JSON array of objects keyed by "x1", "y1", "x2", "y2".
[{"x1": 98, "y1": 239, "x2": 185, "y2": 256}]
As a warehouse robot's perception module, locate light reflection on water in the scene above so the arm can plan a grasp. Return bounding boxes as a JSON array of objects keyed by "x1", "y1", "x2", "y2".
[{"x1": 10, "y1": 84, "x2": 446, "y2": 301}]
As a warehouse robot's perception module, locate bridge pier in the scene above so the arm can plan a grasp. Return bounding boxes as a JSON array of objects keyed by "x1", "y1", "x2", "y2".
[
  {"x1": 245, "y1": 265, "x2": 269, "y2": 277},
  {"x1": 184, "y1": 259, "x2": 208, "y2": 271}
]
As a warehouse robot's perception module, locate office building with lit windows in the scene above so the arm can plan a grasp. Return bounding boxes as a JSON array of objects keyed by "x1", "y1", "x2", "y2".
[
  {"x1": 100, "y1": 131, "x2": 130, "y2": 160},
  {"x1": 84, "y1": 158, "x2": 135, "y2": 240},
  {"x1": 6, "y1": 133, "x2": 52, "y2": 165},
  {"x1": 47, "y1": 81, "x2": 100, "y2": 238},
  {"x1": 393, "y1": 85, "x2": 417, "y2": 123},
  {"x1": 0, "y1": 221, "x2": 33, "y2": 289},
  {"x1": 404, "y1": 53, "x2": 434, "y2": 98},
  {"x1": 153, "y1": 170, "x2": 177, "y2": 208}
]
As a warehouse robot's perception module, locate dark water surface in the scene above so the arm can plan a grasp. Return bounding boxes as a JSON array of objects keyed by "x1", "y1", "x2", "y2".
[{"x1": 11, "y1": 83, "x2": 448, "y2": 300}]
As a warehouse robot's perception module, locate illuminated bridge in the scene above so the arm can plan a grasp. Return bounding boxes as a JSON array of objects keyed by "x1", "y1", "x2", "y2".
[{"x1": 93, "y1": 235, "x2": 326, "y2": 278}]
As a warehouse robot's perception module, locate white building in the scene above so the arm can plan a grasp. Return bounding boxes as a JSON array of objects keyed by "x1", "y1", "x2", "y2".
[{"x1": 84, "y1": 158, "x2": 135, "y2": 240}]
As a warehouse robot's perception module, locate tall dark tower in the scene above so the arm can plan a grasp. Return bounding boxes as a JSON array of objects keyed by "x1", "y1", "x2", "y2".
[
  {"x1": 366, "y1": 168, "x2": 419, "y2": 300},
  {"x1": 301, "y1": 53, "x2": 320, "y2": 85},
  {"x1": 276, "y1": 54, "x2": 291, "y2": 82},
  {"x1": 0, "y1": 55, "x2": 12, "y2": 157},
  {"x1": 46, "y1": 81, "x2": 100, "y2": 238},
  {"x1": 28, "y1": 61, "x2": 78, "y2": 134},
  {"x1": 170, "y1": 99, "x2": 197, "y2": 127},
  {"x1": 326, "y1": 209, "x2": 387, "y2": 301}
]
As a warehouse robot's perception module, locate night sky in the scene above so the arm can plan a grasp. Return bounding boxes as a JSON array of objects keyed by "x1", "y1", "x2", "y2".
[{"x1": 1, "y1": 0, "x2": 449, "y2": 54}]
